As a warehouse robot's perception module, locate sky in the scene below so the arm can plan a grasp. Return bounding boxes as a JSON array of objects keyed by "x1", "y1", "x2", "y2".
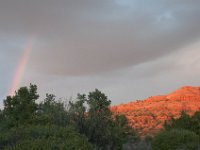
[{"x1": 1, "y1": 0, "x2": 200, "y2": 106}]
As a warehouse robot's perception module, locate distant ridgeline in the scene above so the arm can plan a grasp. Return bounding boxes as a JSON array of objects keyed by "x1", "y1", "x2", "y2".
[{"x1": 111, "y1": 86, "x2": 200, "y2": 136}]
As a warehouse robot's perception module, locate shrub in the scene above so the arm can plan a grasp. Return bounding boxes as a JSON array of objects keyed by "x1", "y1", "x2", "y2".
[
  {"x1": 0, "y1": 125, "x2": 92, "y2": 150},
  {"x1": 152, "y1": 129, "x2": 200, "y2": 150}
]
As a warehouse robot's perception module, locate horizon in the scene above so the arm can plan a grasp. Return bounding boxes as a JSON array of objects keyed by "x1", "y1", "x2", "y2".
[{"x1": 1, "y1": 0, "x2": 200, "y2": 106}]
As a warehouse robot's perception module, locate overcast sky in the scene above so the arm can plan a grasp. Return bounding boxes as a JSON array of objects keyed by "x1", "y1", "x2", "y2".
[{"x1": 1, "y1": 0, "x2": 200, "y2": 106}]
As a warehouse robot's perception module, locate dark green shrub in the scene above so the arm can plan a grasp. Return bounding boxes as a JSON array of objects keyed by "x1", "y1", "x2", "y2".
[
  {"x1": 0, "y1": 125, "x2": 92, "y2": 150},
  {"x1": 152, "y1": 129, "x2": 200, "y2": 150}
]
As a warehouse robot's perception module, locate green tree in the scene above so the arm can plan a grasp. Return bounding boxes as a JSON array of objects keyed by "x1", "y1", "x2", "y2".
[
  {"x1": 0, "y1": 85, "x2": 136, "y2": 150},
  {"x1": 83, "y1": 89, "x2": 135, "y2": 150},
  {"x1": 86, "y1": 89, "x2": 113, "y2": 149},
  {"x1": 3, "y1": 84, "x2": 39, "y2": 127},
  {"x1": 68, "y1": 94, "x2": 87, "y2": 134},
  {"x1": 36, "y1": 94, "x2": 68, "y2": 126},
  {"x1": 190, "y1": 111, "x2": 200, "y2": 135}
]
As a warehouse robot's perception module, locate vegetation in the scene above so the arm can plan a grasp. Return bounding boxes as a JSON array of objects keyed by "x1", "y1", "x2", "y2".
[
  {"x1": 152, "y1": 111, "x2": 200, "y2": 150},
  {"x1": 152, "y1": 129, "x2": 199, "y2": 150},
  {"x1": 0, "y1": 125, "x2": 92, "y2": 150},
  {"x1": 0, "y1": 84, "x2": 136, "y2": 150},
  {"x1": 1, "y1": 84, "x2": 200, "y2": 149},
  {"x1": 164, "y1": 111, "x2": 200, "y2": 136}
]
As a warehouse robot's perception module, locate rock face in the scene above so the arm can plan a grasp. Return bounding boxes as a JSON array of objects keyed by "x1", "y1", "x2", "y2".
[{"x1": 111, "y1": 86, "x2": 200, "y2": 137}]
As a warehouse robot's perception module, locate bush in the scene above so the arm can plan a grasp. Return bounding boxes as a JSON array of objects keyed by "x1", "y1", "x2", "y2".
[
  {"x1": 164, "y1": 111, "x2": 200, "y2": 136},
  {"x1": 152, "y1": 129, "x2": 200, "y2": 150},
  {"x1": 0, "y1": 125, "x2": 92, "y2": 150}
]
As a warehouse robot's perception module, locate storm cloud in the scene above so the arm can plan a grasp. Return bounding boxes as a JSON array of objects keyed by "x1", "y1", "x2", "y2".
[
  {"x1": 1, "y1": 0, "x2": 200, "y2": 75},
  {"x1": 1, "y1": 0, "x2": 200, "y2": 104}
]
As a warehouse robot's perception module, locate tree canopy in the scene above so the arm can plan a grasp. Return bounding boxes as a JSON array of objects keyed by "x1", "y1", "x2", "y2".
[{"x1": 0, "y1": 85, "x2": 136, "y2": 150}]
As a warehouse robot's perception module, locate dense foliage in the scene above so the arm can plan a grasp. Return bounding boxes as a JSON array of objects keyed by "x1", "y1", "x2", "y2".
[
  {"x1": 0, "y1": 125, "x2": 92, "y2": 150},
  {"x1": 0, "y1": 84, "x2": 136, "y2": 150},
  {"x1": 68, "y1": 89, "x2": 136, "y2": 149},
  {"x1": 152, "y1": 111, "x2": 200, "y2": 150},
  {"x1": 164, "y1": 111, "x2": 200, "y2": 136},
  {"x1": 152, "y1": 129, "x2": 199, "y2": 150},
  {"x1": 3, "y1": 84, "x2": 39, "y2": 128}
]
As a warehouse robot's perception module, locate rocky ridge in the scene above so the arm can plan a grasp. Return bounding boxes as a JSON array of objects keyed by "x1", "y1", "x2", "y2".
[{"x1": 111, "y1": 86, "x2": 200, "y2": 136}]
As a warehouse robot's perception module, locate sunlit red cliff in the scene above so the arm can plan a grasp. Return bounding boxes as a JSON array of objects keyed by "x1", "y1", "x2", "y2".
[{"x1": 111, "y1": 86, "x2": 200, "y2": 136}]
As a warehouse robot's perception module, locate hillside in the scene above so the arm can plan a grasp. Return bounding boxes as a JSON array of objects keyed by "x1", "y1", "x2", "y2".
[{"x1": 111, "y1": 86, "x2": 200, "y2": 136}]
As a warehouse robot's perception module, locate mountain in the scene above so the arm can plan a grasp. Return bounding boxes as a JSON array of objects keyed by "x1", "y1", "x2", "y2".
[{"x1": 111, "y1": 86, "x2": 200, "y2": 137}]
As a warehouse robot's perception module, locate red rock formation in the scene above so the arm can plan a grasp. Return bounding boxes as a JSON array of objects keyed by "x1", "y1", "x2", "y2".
[{"x1": 111, "y1": 86, "x2": 200, "y2": 137}]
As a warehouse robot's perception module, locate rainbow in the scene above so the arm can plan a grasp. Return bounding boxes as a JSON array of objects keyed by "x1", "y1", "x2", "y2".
[{"x1": 8, "y1": 40, "x2": 33, "y2": 96}]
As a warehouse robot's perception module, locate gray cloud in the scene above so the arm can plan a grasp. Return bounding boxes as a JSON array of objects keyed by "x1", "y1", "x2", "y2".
[
  {"x1": 15, "y1": 40, "x2": 199, "y2": 106},
  {"x1": 1, "y1": 0, "x2": 200, "y2": 105},
  {"x1": 0, "y1": 0, "x2": 200, "y2": 76}
]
